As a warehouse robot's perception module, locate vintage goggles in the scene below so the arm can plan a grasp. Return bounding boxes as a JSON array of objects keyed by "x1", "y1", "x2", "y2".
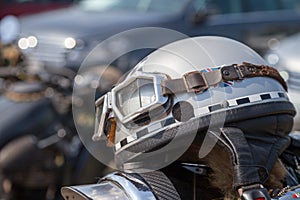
[
  {"x1": 93, "y1": 63, "x2": 287, "y2": 145},
  {"x1": 93, "y1": 72, "x2": 170, "y2": 142}
]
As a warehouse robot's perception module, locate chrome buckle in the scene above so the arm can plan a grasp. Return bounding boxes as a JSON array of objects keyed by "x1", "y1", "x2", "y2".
[{"x1": 183, "y1": 71, "x2": 208, "y2": 93}]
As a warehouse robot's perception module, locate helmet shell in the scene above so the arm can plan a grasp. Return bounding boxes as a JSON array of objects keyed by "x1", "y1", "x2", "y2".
[{"x1": 114, "y1": 36, "x2": 292, "y2": 148}]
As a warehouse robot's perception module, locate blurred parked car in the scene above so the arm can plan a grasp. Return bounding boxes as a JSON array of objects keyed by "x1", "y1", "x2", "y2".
[
  {"x1": 17, "y1": 0, "x2": 300, "y2": 71},
  {"x1": 265, "y1": 33, "x2": 300, "y2": 131},
  {"x1": 0, "y1": 0, "x2": 74, "y2": 20}
]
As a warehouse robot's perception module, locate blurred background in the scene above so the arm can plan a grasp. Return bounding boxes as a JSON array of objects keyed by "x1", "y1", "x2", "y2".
[{"x1": 1, "y1": 0, "x2": 300, "y2": 199}]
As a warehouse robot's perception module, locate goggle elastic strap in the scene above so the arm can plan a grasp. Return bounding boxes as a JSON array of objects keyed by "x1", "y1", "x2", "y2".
[{"x1": 161, "y1": 62, "x2": 287, "y2": 95}]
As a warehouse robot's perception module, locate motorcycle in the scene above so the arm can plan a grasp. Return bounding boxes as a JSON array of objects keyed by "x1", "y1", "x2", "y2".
[
  {"x1": 59, "y1": 34, "x2": 300, "y2": 200},
  {"x1": 0, "y1": 60, "x2": 122, "y2": 199},
  {"x1": 59, "y1": 131, "x2": 300, "y2": 200}
]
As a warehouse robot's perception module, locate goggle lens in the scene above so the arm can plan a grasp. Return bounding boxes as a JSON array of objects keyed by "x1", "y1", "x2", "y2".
[
  {"x1": 115, "y1": 78, "x2": 156, "y2": 116},
  {"x1": 93, "y1": 73, "x2": 169, "y2": 144}
]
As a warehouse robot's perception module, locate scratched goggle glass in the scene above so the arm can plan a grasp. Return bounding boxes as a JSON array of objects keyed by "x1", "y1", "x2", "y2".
[{"x1": 93, "y1": 72, "x2": 171, "y2": 141}]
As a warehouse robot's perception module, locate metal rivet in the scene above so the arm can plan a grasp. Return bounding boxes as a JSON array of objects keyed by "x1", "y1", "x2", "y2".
[
  {"x1": 223, "y1": 70, "x2": 230, "y2": 76},
  {"x1": 248, "y1": 66, "x2": 256, "y2": 72}
]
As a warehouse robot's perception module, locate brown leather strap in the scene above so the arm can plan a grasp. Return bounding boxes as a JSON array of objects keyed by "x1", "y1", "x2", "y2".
[
  {"x1": 162, "y1": 62, "x2": 287, "y2": 96},
  {"x1": 107, "y1": 117, "x2": 116, "y2": 147}
]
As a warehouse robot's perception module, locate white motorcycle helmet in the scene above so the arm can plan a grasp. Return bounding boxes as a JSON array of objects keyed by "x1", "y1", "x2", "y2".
[{"x1": 93, "y1": 36, "x2": 295, "y2": 170}]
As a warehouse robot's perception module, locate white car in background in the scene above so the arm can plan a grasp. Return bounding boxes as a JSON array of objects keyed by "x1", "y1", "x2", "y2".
[
  {"x1": 18, "y1": 0, "x2": 300, "y2": 72},
  {"x1": 265, "y1": 33, "x2": 300, "y2": 130}
]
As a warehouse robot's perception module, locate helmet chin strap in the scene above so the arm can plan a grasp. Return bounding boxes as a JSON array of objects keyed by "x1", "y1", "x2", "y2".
[{"x1": 210, "y1": 126, "x2": 290, "y2": 199}]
